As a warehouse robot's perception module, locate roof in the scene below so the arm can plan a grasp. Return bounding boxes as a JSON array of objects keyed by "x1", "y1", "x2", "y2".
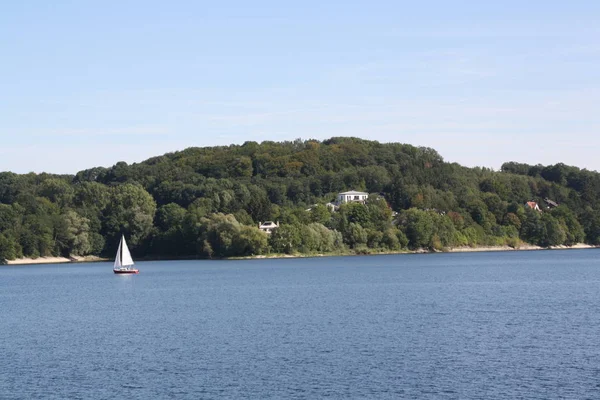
[
  {"x1": 259, "y1": 221, "x2": 277, "y2": 227},
  {"x1": 526, "y1": 201, "x2": 539, "y2": 208},
  {"x1": 338, "y1": 191, "x2": 368, "y2": 196}
]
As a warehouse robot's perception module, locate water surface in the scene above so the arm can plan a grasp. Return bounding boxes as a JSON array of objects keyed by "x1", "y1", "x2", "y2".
[{"x1": 1, "y1": 249, "x2": 600, "y2": 399}]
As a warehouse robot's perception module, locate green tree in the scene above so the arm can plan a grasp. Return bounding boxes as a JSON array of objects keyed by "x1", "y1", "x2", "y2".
[
  {"x1": 400, "y1": 208, "x2": 434, "y2": 249},
  {"x1": 381, "y1": 228, "x2": 401, "y2": 250},
  {"x1": 198, "y1": 213, "x2": 241, "y2": 257},
  {"x1": 309, "y1": 204, "x2": 332, "y2": 225},
  {"x1": 307, "y1": 223, "x2": 336, "y2": 252},
  {"x1": 62, "y1": 210, "x2": 93, "y2": 256},
  {"x1": 155, "y1": 203, "x2": 187, "y2": 232},
  {"x1": 345, "y1": 222, "x2": 368, "y2": 248},
  {"x1": 269, "y1": 223, "x2": 302, "y2": 254},
  {"x1": 299, "y1": 224, "x2": 321, "y2": 252},
  {"x1": 0, "y1": 233, "x2": 17, "y2": 261},
  {"x1": 102, "y1": 184, "x2": 157, "y2": 252},
  {"x1": 520, "y1": 209, "x2": 546, "y2": 246},
  {"x1": 232, "y1": 225, "x2": 269, "y2": 256},
  {"x1": 550, "y1": 206, "x2": 585, "y2": 245},
  {"x1": 38, "y1": 178, "x2": 74, "y2": 209},
  {"x1": 541, "y1": 213, "x2": 566, "y2": 247},
  {"x1": 4, "y1": 136, "x2": 600, "y2": 258}
]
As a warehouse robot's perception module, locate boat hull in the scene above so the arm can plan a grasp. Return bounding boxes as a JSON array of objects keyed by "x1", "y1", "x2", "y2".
[{"x1": 113, "y1": 269, "x2": 139, "y2": 274}]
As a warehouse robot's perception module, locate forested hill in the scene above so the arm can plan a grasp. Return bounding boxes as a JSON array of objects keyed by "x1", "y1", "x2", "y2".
[{"x1": 1, "y1": 137, "x2": 600, "y2": 261}]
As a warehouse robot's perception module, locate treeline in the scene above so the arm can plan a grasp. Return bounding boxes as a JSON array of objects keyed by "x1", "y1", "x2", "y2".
[{"x1": 1, "y1": 137, "x2": 600, "y2": 261}]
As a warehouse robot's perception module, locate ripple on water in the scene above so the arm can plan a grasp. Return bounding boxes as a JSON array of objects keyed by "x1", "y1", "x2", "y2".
[{"x1": 1, "y1": 250, "x2": 600, "y2": 399}]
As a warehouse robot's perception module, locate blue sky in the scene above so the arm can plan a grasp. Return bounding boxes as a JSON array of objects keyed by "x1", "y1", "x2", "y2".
[{"x1": 1, "y1": 1, "x2": 599, "y2": 174}]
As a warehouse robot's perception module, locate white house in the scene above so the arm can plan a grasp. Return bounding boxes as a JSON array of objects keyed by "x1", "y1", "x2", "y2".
[
  {"x1": 258, "y1": 221, "x2": 279, "y2": 234},
  {"x1": 336, "y1": 190, "x2": 369, "y2": 205}
]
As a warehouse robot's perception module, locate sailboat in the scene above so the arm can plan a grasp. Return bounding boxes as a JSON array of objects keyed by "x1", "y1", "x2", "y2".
[{"x1": 113, "y1": 235, "x2": 139, "y2": 274}]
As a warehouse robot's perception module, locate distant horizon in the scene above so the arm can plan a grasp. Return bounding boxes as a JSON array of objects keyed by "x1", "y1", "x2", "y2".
[{"x1": 2, "y1": 1, "x2": 599, "y2": 174}]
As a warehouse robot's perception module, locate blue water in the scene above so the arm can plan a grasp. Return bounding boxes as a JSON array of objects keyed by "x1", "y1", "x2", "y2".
[{"x1": 1, "y1": 249, "x2": 600, "y2": 399}]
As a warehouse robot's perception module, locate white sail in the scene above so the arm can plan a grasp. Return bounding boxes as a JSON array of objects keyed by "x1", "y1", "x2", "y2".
[
  {"x1": 113, "y1": 238, "x2": 122, "y2": 269},
  {"x1": 121, "y1": 236, "x2": 134, "y2": 267}
]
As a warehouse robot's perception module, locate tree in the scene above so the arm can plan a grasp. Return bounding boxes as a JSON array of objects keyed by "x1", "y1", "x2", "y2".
[
  {"x1": 232, "y1": 225, "x2": 269, "y2": 256},
  {"x1": 38, "y1": 178, "x2": 74, "y2": 209},
  {"x1": 246, "y1": 185, "x2": 272, "y2": 222},
  {"x1": 345, "y1": 222, "x2": 368, "y2": 248},
  {"x1": 4, "y1": 136, "x2": 600, "y2": 259},
  {"x1": 581, "y1": 208, "x2": 600, "y2": 245},
  {"x1": 431, "y1": 213, "x2": 460, "y2": 248},
  {"x1": 102, "y1": 184, "x2": 157, "y2": 252},
  {"x1": 541, "y1": 213, "x2": 566, "y2": 247},
  {"x1": 307, "y1": 223, "x2": 337, "y2": 252},
  {"x1": 309, "y1": 204, "x2": 332, "y2": 225},
  {"x1": 0, "y1": 172, "x2": 28, "y2": 204},
  {"x1": 198, "y1": 213, "x2": 240, "y2": 257},
  {"x1": 0, "y1": 233, "x2": 17, "y2": 261},
  {"x1": 62, "y1": 210, "x2": 93, "y2": 256},
  {"x1": 466, "y1": 198, "x2": 490, "y2": 230},
  {"x1": 155, "y1": 203, "x2": 187, "y2": 232},
  {"x1": 73, "y1": 181, "x2": 111, "y2": 210},
  {"x1": 0, "y1": 203, "x2": 20, "y2": 234},
  {"x1": 342, "y1": 202, "x2": 370, "y2": 227},
  {"x1": 299, "y1": 224, "x2": 321, "y2": 252},
  {"x1": 381, "y1": 228, "x2": 401, "y2": 250},
  {"x1": 366, "y1": 195, "x2": 393, "y2": 230},
  {"x1": 229, "y1": 156, "x2": 253, "y2": 178},
  {"x1": 269, "y1": 224, "x2": 302, "y2": 254},
  {"x1": 399, "y1": 208, "x2": 434, "y2": 249},
  {"x1": 366, "y1": 229, "x2": 384, "y2": 248},
  {"x1": 550, "y1": 206, "x2": 584, "y2": 246},
  {"x1": 520, "y1": 209, "x2": 546, "y2": 246}
]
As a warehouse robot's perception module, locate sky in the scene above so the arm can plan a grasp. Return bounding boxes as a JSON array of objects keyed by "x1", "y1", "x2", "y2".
[{"x1": 1, "y1": 1, "x2": 599, "y2": 174}]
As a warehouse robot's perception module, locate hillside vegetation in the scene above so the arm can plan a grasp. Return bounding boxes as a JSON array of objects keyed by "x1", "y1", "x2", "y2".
[{"x1": 1, "y1": 137, "x2": 599, "y2": 261}]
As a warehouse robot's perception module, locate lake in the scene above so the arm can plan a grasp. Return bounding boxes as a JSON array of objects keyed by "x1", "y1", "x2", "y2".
[{"x1": 1, "y1": 249, "x2": 600, "y2": 399}]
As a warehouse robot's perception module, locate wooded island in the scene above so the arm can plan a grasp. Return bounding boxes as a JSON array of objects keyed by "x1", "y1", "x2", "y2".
[{"x1": 1, "y1": 137, "x2": 599, "y2": 262}]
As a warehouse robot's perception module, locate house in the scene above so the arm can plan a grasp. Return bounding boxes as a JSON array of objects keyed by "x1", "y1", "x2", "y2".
[
  {"x1": 336, "y1": 190, "x2": 369, "y2": 205},
  {"x1": 544, "y1": 198, "x2": 559, "y2": 208},
  {"x1": 525, "y1": 201, "x2": 541, "y2": 212},
  {"x1": 258, "y1": 221, "x2": 279, "y2": 234}
]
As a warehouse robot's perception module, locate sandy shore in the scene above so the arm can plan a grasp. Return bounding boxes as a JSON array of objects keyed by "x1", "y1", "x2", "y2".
[
  {"x1": 2, "y1": 244, "x2": 596, "y2": 265},
  {"x1": 448, "y1": 245, "x2": 542, "y2": 252},
  {"x1": 447, "y1": 243, "x2": 596, "y2": 253},
  {"x1": 4, "y1": 256, "x2": 71, "y2": 265},
  {"x1": 3, "y1": 255, "x2": 108, "y2": 265},
  {"x1": 238, "y1": 243, "x2": 598, "y2": 260}
]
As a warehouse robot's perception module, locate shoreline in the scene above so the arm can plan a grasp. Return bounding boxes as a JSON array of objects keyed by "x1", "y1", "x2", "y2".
[
  {"x1": 447, "y1": 243, "x2": 595, "y2": 253},
  {"x1": 2, "y1": 243, "x2": 596, "y2": 266},
  {"x1": 3, "y1": 255, "x2": 109, "y2": 266},
  {"x1": 245, "y1": 243, "x2": 597, "y2": 260}
]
